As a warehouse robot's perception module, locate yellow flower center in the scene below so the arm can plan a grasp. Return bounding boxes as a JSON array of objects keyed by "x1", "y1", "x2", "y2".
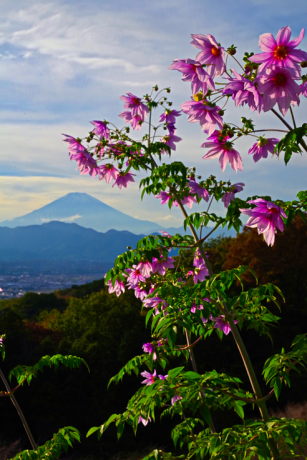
[
  {"x1": 193, "y1": 92, "x2": 203, "y2": 101},
  {"x1": 274, "y1": 46, "x2": 288, "y2": 60}
]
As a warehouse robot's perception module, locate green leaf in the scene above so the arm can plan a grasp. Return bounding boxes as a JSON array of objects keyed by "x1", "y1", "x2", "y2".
[
  {"x1": 168, "y1": 367, "x2": 185, "y2": 379},
  {"x1": 273, "y1": 378, "x2": 282, "y2": 400},
  {"x1": 199, "y1": 404, "x2": 211, "y2": 425},
  {"x1": 234, "y1": 401, "x2": 245, "y2": 419},
  {"x1": 183, "y1": 371, "x2": 202, "y2": 380},
  {"x1": 86, "y1": 426, "x2": 100, "y2": 438}
]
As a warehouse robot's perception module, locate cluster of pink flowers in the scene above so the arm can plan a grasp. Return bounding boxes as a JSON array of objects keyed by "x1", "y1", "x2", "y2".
[
  {"x1": 155, "y1": 190, "x2": 197, "y2": 209},
  {"x1": 186, "y1": 248, "x2": 209, "y2": 284},
  {"x1": 159, "y1": 109, "x2": 182, "y2": 153},
  {"x1": 170, "y1": 26, "x2": 307, "y2": 172}
]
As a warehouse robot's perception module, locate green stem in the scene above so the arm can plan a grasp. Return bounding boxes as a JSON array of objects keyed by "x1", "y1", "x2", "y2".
[{"x1": 0, "y1": 368, "x2": 37, "y2": 451}]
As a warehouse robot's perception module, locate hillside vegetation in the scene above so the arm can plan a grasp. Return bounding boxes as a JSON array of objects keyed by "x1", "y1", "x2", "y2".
[{"x1": 1, "y1": 218, "x2": 307, "y2": 459}]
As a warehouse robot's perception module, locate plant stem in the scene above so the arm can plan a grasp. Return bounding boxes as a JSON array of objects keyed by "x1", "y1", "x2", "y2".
[
  {"x1": 185, "y1": 330, "x2": 216, "y2": 434},
  {"x1": 0, "y1": 369, "x2": 37, "y2": 451},
  {"x1": 175, "y1": 198, "x2": 280, "y2": 458},
  {"x1": 289, "y1": 106, "x2": 297, "y2": 129}
]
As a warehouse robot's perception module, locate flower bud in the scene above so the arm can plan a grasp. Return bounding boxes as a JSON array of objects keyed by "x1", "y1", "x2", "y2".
[
  {"x1": 300, "y1": 61, "x2": 307, "y2": 68},
  {"x1": 244, "y1": 64, "x2": 252, "y2": 73},
  {"x1": 226, "y1": 130, "x2": 234, "y2": 138},
  {"x1": 218, "y1": 109, "x2": 225, "y2": 116},
  {"x1": 166, "y1": 88, "x2": 171, "y2": 93}
]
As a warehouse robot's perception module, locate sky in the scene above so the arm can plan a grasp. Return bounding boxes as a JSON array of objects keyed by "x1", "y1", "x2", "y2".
[{"x1": 0, "y1": 0, "x2": 307, "y2": 228}]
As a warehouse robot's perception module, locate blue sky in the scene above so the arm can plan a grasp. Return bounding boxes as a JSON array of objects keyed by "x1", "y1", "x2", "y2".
[{"x1": 0, "y1": 0, "x2": 307, "y2": 228}]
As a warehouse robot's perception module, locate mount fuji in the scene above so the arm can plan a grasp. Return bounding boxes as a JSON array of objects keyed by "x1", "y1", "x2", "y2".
[{"x1": 0, "y1": 193, "x2": 165, "y2": 235}]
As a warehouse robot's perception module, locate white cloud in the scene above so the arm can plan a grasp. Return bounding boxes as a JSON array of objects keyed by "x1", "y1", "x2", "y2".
[{"x1": 41, "y1": 214, "x2": 82, "y2": 223}]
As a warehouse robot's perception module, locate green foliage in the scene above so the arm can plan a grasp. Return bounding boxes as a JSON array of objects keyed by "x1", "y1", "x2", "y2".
[
  {"x1": 9, "y1": 354, "x2": 89, "y2": 386},
  {"x1": 10, "y1": 426, "x2": 80, "y2": 460},
  {"x1": 142, "y1": 418, "x2": 307, "y2": 460},
  {"x1": 263, "y1": 334, "x2": 307, "y2": 400},
  {"x1": 274, "y1": 123, "x2": 307, "y2": 164}
]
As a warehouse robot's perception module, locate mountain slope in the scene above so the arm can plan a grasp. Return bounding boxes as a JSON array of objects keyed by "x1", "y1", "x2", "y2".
[
  {"x1": 0, "y1": 221, "x2": 145, "y2": 262},
  {"x1": 0, "y1": 192, "x2": 163, "y2": 234}
]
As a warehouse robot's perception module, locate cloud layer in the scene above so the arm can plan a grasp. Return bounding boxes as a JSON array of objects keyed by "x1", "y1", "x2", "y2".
[{"x1": 0, "y1": 0, "x2": 306, "y2": 226}]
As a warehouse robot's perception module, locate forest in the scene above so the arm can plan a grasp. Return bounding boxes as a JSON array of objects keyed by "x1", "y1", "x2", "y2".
[{"x1": 1, "y1": 217, "x2": 307, "y2": 460}]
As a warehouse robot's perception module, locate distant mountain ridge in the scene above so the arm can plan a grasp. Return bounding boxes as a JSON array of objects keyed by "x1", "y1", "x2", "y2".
[
  {"x1": 0, "y1": 221, "x2": 145, "y2": 263},
  {"x1": 0, "y1": 193, "x2": 237, "y2": 239},
  {"x1": 0, "y1": 193, "x2": 163, "y2": 234}
]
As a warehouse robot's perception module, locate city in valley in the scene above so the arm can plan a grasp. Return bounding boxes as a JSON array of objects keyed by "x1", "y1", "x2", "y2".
[{"x1": 0, "y1": 261, "x2": 107, "y2": 299}]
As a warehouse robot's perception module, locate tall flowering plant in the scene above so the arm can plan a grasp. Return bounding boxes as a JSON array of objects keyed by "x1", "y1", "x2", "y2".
[{"x1": 61, "y1": 26, "x2": 307, "y2": 460}]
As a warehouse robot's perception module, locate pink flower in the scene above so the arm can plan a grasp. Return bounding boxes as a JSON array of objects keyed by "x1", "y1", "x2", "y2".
[
  {"x1": 63, "y1": 135, "x2": 98, "y2": 171},
  {"x1": 222, "y1": 183, "x2": 245, "y2": 208},
  {"x1": 140, "y1": 369, "x2": 167, "y2": 385},
  {"x1": 107, "y1": 279, "x2": 125, "y2": 297},
  {"x1": 62, "y1": 134, "x2": 85, "y2": 155},
  {"x1": 161, "y1": 130, "x2": 182, "y2": 151},
  {"x1": 181, "y1": 97, "x2": 223, "y2": 136},
  {"x1": 178, "y1": 194, "x2": 198, "y2": 209},
  {"x1": 113, "y1": 171, "x2": 136, "y2": 189},
  {"x1": 159, "y1": 109, "x2": 182, "y2": 124},
  {"x1": 222, "y1": 69, "x2": 263, "y2": 113},
  {"x1": 143, "y1": 296, "x2": 167, "y2": 310},
  {"x1": 240, "y1": 198, "x2": 287, "y2": 246},
  {"x1": 249, "y1": 26, "x2": 307, "y2": 78},
  {"x1": 159, "y1": 231, "x2": 172, "y2": 238},
  {"x1": 256, "y1": 66, "x2": 300, "y2": 116},
  {"x1": 190, "y1": 34, "x2": 226, "y2": 77},
  {"x1": 152, "y1": 256, "x2": 175, "y2": 276},
  {"x1": 155, "y1": 191, "x2": 175, "y2": 206},
  {"x1": 171, "y1": 395, "x2": 182, "y2": 405},
  {"x1": 193, "y1": 248, "x2": 206, "y2": 268},
  {"x1": 142, "y1": 343, "x2": 157, "y2": 360},
  {"x1": 202, "y1": 134, "x2": 242, "y2": 172},
  {"x1": 191, "y1": 264, "x2": 209, "y2": 283},
  {"x1": 138, "y1": 416, "x2": 151, "y2": 426},
  {"x1": 188, "y1": 180, "x2": 210, "y2": 201},
  {"x1": 300, "y1": 81, "x2": 307, "y2": 97},
  {"x1": 120, "y1": 92, "x2": 149, "y2": 118},
  {"x1": 141, "y1": 369, "x2": 157, "y2": 385},
  {"x1": 100, "y1": 164, "x2": 119, "y2": 183},
  {"x1": 119, "y1": 111, "x2": 144, "y2": 131},
  {"x1": 169, "y1": 58, "x2": 215, "y2": 94},
  {"x1": 248, "y1": 138, "x2": 279, "y2": 163},
  {"x1": 191, "y1": 302, "x2": 204, "y2": 313},
  {"x1": 214, "y1": 315, "x2": 238, "y2": 335},
  {"x1": 79, "y1": 163, "x2": 101, "y2": 178},
  {"x1": 193, "y1": 265, "x2": 209, "y2": 284},
  {"x1": 127, "y1": 266, "x2": 147, "y2": 288},
  {"x1": 133, "y1": 285, "x2": 148, "y2": 300},
  {"x1": 136, "y1": 261, "x2": 152, "y2": 277},
  {"x1": 90, "y1": 120, "x2": 110, "y2": 139}
]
